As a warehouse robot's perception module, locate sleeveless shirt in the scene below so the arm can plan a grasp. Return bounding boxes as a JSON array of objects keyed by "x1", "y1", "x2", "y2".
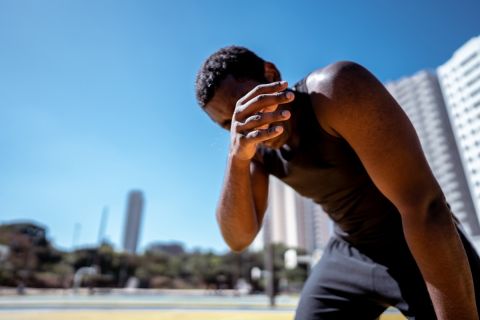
[{"x1": 256, "y1": 77, "x2": 406, "y2": 250}]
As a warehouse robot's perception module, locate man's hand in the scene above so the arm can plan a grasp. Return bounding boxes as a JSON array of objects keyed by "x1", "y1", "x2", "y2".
[{"x1": 229, "y1": 81, "x2": 294, "y2": 161}]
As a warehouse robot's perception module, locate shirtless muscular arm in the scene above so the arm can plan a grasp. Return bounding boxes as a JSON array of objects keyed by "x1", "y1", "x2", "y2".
[
  {"x1": 216, "y1": 81, "x2": 294, "y2": 252},
  {"x1": 309, "y1": 61, "x2": 478, "y2": 320}
]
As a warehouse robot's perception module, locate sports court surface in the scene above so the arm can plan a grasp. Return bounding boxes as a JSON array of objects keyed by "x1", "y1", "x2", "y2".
[{"x1": 0, "y1": 292, "x2": 406, "y2": 319}]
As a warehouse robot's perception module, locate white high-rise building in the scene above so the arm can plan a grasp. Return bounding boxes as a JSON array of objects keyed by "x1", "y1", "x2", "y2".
[
  {"x1": 266, "y1": 177, "x2": 298, "y2": 247},
  {"x1": 386, "y1": 70, "x2": 480, "y2": 239},
  {"x1": 261, "y1": 177, "x2": 332, "y2": 254},
  {"x1": 122, "y1": 190, "x2": 144, "y2": 254},
  {"x1": 437, "y1": 36, "x2": 480, "y2": 248}
]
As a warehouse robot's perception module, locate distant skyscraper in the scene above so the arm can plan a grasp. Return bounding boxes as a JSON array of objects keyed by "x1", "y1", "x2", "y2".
[
  {"x1": 385, "y1": 70, "x2": 480, "y2": 237},
  {"x1": 437, "y1": 36, "x2": 480, "y2": 242},
  {"x1": 265, "y1": 177, "x2": 297, "y2": 248},
  {"x1": 122, "y1": 190, "x2": 144, "y2": 254},
  {"x1": 311, "y1": 204, "x2": 333, "y2": 251},
  {"x1": 262, "y1": 176, "x2": 332, "y2": 253},
  {"x1": 295, "y1": 196, "x2": 315, "y2": 252},
  {"x1": 295, "y1": 194, "x2": 333, "y2": 253}
]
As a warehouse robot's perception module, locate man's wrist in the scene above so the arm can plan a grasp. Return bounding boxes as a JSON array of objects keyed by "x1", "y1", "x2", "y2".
[{"x1": 228, "y1": 153, "x2": 252, "y2": 168}]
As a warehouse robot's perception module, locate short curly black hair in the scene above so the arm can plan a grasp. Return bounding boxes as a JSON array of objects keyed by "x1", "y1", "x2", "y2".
[{"x1": 195, "y1": 46, "x2": 267, "y2": 108}]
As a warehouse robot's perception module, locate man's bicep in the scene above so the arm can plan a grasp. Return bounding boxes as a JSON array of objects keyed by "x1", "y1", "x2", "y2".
[{"x1": 320, "y1": 62, "x2": 442, "y2": 212}]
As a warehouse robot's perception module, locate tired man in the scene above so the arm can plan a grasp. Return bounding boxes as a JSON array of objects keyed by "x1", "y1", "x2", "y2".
[{"x1": 195, "y1": 46, "x2": 480, "y2": 319}]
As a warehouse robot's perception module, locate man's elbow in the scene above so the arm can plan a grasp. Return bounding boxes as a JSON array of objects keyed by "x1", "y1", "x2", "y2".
[
  {"x1": 226, "y1": 237, "x2": 253, "y2": 253},
  {"x1": 222, "y1": 226, "x2": 258, "y2": 253},
  {"x1": 228, "y1": 243, "x2": 249, "y2": 253},
  {"x1": 218, "y1": 224, "x2": 257, "y2": 253},
  {"x1": 216, "y1": 213, "x2": 259, "y2": 253},
  {"x1": 398, "y1": 192, "x2": 454, "y2": 228}
]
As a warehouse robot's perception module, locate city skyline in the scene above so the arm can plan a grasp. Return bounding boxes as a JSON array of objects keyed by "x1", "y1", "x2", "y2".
[{"x1": 1, "y1": 0, "x2": 479, "y2": 253}]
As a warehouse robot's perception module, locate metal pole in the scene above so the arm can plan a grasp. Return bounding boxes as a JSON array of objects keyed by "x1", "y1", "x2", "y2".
[{"x1": 263, "y1": 214, "x2": 276, "y2": 307}]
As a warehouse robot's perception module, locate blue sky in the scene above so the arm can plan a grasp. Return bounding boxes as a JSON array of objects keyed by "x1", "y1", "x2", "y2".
[{"x1": 0, "y1": 0, "x2": 479, "y2": 253}]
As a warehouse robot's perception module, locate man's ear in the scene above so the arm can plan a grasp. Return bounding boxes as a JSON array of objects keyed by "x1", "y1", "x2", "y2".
[{"x1": 264, "y1": 61, "x2": 282, "y2": 82}]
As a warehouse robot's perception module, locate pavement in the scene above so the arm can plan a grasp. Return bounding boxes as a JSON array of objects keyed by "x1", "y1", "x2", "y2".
[
  {"x1": 0, "y1": 291, "x2": 406, "y2": 319},
  {"x1": 0, "y1": 310, "x2": 406, "y2": 320}
]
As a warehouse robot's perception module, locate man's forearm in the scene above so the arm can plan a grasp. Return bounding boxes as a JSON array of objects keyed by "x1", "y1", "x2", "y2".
[
  {"x1": 402, "y1": 204, "x2": 478, "y2": 319},
  {"x1": 216, "y1": 154, "x2": 258, "y2": 252}
]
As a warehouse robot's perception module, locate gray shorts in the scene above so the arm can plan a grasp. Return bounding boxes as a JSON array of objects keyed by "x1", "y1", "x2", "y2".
[{"x1": 295, "y1": 227, "x2": 480, "y2": 319}]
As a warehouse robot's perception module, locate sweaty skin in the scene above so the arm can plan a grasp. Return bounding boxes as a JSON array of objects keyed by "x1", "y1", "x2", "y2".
[{"x1": 204, "y1": 61, "x2": 478, "y2": 320}]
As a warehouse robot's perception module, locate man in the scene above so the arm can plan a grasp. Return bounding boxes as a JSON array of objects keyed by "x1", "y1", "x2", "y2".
[{"x1": 195, "y1": 46, "x2": 480, "y2": 319}]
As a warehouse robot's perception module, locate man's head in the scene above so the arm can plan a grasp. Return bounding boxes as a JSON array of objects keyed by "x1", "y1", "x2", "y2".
[{"x1": 195, "y1": 46, "x2": 282, "y2": 130}]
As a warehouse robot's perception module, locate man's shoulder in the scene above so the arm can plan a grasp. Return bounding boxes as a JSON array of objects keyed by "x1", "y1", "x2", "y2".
[
  {"x1": 305, "y1": 61, "x2": 371, "y2": 94},
  {"x1": 303, "y1": 61, "x2": 383, "y2": 139}
]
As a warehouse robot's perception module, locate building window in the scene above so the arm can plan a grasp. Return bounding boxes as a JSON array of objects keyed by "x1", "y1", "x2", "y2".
[{"x1": 460, "y1": 52, "x2": 478, "y2": 67}]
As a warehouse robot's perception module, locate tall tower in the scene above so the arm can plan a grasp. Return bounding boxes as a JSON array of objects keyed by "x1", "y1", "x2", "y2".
[
  {"x1": 122, "y1": 190, "x2": 144, "y2": 254},
  {"x1": 265, "y1": 177, "x2": 298, "y2": 247},
  {"x1": 385, "y1": 70, "x2": 480, "y2": 237},
  {"x1": 437, "y1": 36, "x2": 480, "y2": 240},
  {"x1": 264, "y1": 176, "x2": 332, "y2": 253}
]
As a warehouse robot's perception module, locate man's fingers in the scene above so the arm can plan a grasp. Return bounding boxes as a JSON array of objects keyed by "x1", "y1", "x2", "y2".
[
  {"x1": 228, "y1": 81, "x2": 291, "y2": 160},
  {"x1": 234, "y1": 90, "x2": 294, "y2": 120},
  {"x1": 241, "y1": 125, "x2": 284, "y2": 144},
  {"x1": 236, "y1": 110, "x2": 291, "y2": 133},
  {"x1": 237, "y1": 81, "x2": 288, "y2": 106}
]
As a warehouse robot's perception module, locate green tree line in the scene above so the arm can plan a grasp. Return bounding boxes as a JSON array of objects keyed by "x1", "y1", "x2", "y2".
[{"x1": 0, "y1": 222, "x2": 308, "y2": 293}]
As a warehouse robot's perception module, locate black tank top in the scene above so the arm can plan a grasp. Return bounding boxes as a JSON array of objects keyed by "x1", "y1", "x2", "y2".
[{"x1": 256, "y1": 77, "x2": 405, "y2": 250}]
